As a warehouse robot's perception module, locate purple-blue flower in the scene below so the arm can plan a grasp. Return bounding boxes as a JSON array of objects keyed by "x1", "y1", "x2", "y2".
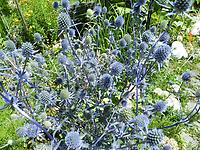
[{"x1": 115, "y1": 16, "x2": 124, "y2": 28}]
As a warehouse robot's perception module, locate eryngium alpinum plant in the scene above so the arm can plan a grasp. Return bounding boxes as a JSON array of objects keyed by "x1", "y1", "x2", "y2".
[{"x1": 0, "y1": 0, "x2": 199, "y2": 149}]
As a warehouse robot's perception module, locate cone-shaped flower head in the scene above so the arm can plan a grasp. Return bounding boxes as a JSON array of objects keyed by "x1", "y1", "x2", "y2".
[
  {"x1": 174, "y1": 0, "x2": 193, "y2": 13},
  {"x1": 21, "y1": 42, "x2": 33, "y2": 57},
  {"x1": 57, "y1": 12, "x2": 71, "y2": 31},
  {"x1": 99, "y1": 74, "x2": 113, "y2": 89},
  {"x1": 110, "y1": 61, "x2": 123, "y2": 76},
  {"x1": 146, "y1": 129, "x2": 164, "y2": 146},
  {"x1": 115, "y1": 16, "x2": 124, "y2": 28},
  {"x1": 154, "y1": 43, "x2": 171, "y2": 63}
]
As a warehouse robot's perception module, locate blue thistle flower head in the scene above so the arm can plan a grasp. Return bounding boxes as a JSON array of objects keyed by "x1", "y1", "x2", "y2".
[
  {"x1": 119, "y1": 38, "x2": 127, "y2": 48},
  {"x1": 99, "y1": 74, "x2": 113, "y2": 89},
  {"x1": 142, "y1": 30, "x2": 155, "y2": 43},
  {"x1": 124, "y1": 34, "x2": 132, "y2": 44},
  {"x1": 109, "y1": 34, "x2": 115, "y2": 43},
  {"x1": 35, "y1": 54, "x2": 45, "y2": 65},
  {"x1": 0, "y1": 50, "x2": 5, "y2": 60},
  {"x1": 15, "y1": 68, "x2": 30, "y2": 81},
  {"x1": 61, "y1": 0, "x2": 70, "y2": 9},
  {"x1": 154, "y1": 43, "x2": 171, "y2": 63},
  {"x1": 139, "y1": 42, "x2": 148, "y2": 52},
  {"x1": 16, "y1": 126, "x2": 27, "y2": 137},
  {"x1": 25, "y1": 124, "x2": 38, "y2": 138},
  {"x1": 146, "y1": 129, "x2": 164, "y2": 147},
  {"x1": 104, "y1": 19, "x2": 110, "y2": 27},
  {"x1": 68, "y1": 28, "x2": 75, "y2": 37},
  {"x1": 121, "y1": 100, "x2": 128, "y2": 107},
  {"x1": 163, "y1": 144, "x2": 172, "y2": 150},
  {"x1": 34, "y1": 33, "x2": 42, "y2": 42},
  {"x1": 88, "y1": 74, "x2": 96, "y2": 83},
  {"x1": 54, "y1": 77, "x2": 63, "y2": 85},
  {"x1": 89, "y1": 28, "x2": 95, "y2": 36},
  {"x1": 5, "y1": 40, "x2": 16, "y2": 51},
  {"x1": 102, "y1": 6, "x2": 107, "y2": 14},
  {"x1": 94, "y1": 5, "x2": 102, "y2": 16},
  {"x1": 57, "y1": 12, "x2": 71, "y2": 31},
  {"x1": 110, "y1": 61, "x2": 123, "y2": 76},
  {"x1": 138, "y1": 0, "x2": 147, "y2": 6},
  {"x1": 16, "y1": 123, "x2": 38, "y2": 138},
  {"x1": 173, "y1": 0, "x2": 193, "y2": 13},
  {"x1": 38, "y1": 90, "x2": 55, "y2": 105},
  {"x1": 112, "y1": 49, "x2": 119, "y2": 55},
  {"x1": 84, "y1": 36, "x2": 92, "y2": 46},
  {"x1": 133, "y1": 3, "x2": 141, "y2": 14},
  {"x1": 159, "y1": 31, "x2": 170, "y2": 43},
  {"x1": 65, "y1": 130, "x2": 83, "y2": 149},
  {"x1": 61, "y1": 39, "x2": 69, "y2": 50},
  {"x1": 154, "y1": 100, "x2": 167, "y2": 112},
  {"x1": 21, "y1": 42, "x2": 33, "y2": 57},
  {"x1": 127, "y1": 48, "x2": 133, "y2": 55},
  {"x1": 150, "y1": 26, "x2": 157, "y2": 34},
  {"x1": 181, "y1": 71, "x2": 191, "y2": 81},
  {"x1": 133, "y1": 114, "x2": 149, "y2": 128},
  {"x1": 58, "y1": 53, "x2": 67, "y2": 64},
  {"x1": 115, "y1": 16, "x2": 124, "y2": 28},
  {"x1": 77, "y1": 89, "x2": 87, "y2": 100},
  {"x1": 52, "y1": 1, "x2": 59, "y2": 9}
]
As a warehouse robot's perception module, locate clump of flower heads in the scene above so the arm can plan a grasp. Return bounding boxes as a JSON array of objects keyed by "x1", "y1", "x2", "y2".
[{"x1": 0, "y1": 1, "x2": 198, "y2": 149}]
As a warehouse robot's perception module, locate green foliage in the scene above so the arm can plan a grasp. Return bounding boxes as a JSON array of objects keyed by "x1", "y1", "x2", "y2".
[
  {"x1": 0, "y1": 99, "x2": 26, "y2": 149},
  {"x1": 0, "y1": 0, "x2": 199, "y2": 149}
]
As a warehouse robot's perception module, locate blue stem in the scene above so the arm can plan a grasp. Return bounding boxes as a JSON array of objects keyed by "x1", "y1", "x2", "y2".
[{"x1": 160, "y1": 98, "x2": 200, "y2": 129}]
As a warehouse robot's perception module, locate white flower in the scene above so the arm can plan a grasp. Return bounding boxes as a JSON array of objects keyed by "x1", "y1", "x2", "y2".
[
  {"x1": 154, "y1": 88, "x2": 163, "y2": 95},
  {"x1": 171, "y1": 41, "x2": 188, "y2": 59},
  {"x1": 171, "y1": 84, "x2": 180, "y2": 93},
  {"x1": 53, "y1": 43, "x2": 61, "y2": 50},
  {"x1": 191, "y1": 20, "x2": 200, "y2": 35},
  {"x1": 10, "y1": 114, "x2": 19, "y2": 120},
  {"x1": 161, "y1": 136, "x2": 179, "y2": 150},
  {"x1": 166, "y1": 95, "x2": 181, "y2": 111},
  {"x1": 180, "y1": 131, "x2": 199, "y2": 149},
  {"x1": 153, "y1": 88, "x2": 169, "y2": 97}
]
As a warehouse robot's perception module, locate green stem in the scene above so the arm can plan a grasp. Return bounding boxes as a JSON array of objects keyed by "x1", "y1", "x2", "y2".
[
  {"x1": 0, "y1": 10, "x2": 10, "y2": 37},
  {"x1": 14, "y1": 0, "x2": 28, "y2": 34}
]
